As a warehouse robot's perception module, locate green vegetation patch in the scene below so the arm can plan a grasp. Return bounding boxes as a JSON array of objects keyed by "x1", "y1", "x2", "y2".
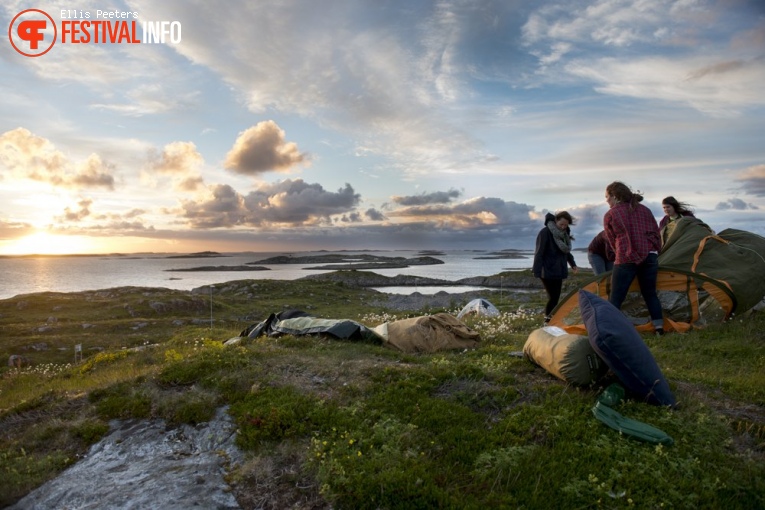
[
  {"x1": 1, "y1": 278, "x2": 764, "y2": 509},
  {"x1": 89, "y1": 381, "x2": 152, "y2": 420}
]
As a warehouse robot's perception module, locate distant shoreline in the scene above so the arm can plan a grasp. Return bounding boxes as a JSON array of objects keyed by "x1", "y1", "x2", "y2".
[{"x1": 0, "y1": 247, "x2": 540, "y2": 259}]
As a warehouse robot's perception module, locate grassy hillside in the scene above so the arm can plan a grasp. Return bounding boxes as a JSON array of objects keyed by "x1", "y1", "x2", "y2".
[{"x1": 1, "y1": 273, "x2": 763, "y2": 509}]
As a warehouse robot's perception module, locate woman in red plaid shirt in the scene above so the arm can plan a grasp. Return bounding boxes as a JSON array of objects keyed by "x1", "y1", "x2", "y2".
[{"x1": 604, "y1": 181, "x2": 665, "y2": 336}]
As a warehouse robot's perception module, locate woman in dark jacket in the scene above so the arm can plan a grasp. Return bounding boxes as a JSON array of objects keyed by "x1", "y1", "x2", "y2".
[{"x1": 533, "y1": 211, "x2": 578, "y2": 324}]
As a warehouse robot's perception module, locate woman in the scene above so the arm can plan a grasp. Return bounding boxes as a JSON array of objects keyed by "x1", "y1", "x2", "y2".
[
  {"x1": 587, "y1": 230, "x2": 615, "y2": 275},
  {"x1": 533, "y1": 211, "x2": 578, "y2": 324},
  {"x1": 659, "y1": 196, "x2": 695, "y2": 244},
  {"x1": 603, "y1": 181, "x2": 665, "y2": 335}
]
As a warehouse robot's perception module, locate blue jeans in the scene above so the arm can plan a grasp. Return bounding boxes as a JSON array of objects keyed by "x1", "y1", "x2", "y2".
[
  {"x1": 609, "y1": 253, "x2": 664, "y2": 329},
  {"x1": 588, "y1": 252, "x2": 614, "y2": 276}
]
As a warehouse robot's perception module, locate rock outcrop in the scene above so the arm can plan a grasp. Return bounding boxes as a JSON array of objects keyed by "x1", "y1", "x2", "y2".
[{"x1": 10, "y1": 407, "x2": 244, "y2": 510}]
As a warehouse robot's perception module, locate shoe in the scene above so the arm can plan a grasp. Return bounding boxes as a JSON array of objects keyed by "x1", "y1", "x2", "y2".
[
  {"x1": 654, "y1": 328, "x2": 665, "y2": 336},
  {"x1": 542, "y1": 316, "x2": 552, "y2": 327}
]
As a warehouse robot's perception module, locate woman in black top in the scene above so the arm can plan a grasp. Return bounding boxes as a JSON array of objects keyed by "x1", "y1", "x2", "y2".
[{"x1": 533, "y1": 211, "x2": 578, "y2": 324}]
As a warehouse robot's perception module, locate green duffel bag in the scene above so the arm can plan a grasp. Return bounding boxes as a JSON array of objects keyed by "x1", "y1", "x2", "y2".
[{"x1": 523, "y1": 326, "x2": 608, "y2": 386}]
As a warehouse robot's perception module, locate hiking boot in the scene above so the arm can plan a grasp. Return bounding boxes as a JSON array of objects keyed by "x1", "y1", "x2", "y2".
[
  {"x1": 543, "y1": 316, "x2": 552, "y2": 327},
  {"x1": 654, "y1": 328, "x2": 665, "y2": 337}
]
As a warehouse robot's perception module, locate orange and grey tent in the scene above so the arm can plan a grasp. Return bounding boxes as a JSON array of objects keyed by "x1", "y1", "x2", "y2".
[{"x1": 549, "y1": 219, "x2": 765, "y2": 334}]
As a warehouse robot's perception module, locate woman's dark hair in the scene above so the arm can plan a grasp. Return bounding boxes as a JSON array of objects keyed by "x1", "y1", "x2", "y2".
[
  {"x1": 555, "y1": 211, "x2": 575, "y2": 240},
  {"x1": 555, "y1": 211, "x2": 576, "y2": 225},
  {"x1": 662, "y1": 196, "x2": 693, "y2": 215},
  {"x1": 606, "y1": 181, "x2": 643, "y2": 209}
]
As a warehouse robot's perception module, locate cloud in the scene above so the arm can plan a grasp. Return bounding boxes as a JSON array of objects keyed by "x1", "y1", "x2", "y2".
[
  {"x1": 736, "y1": 164, "x2": 765, "y2": 196},
  {"x1": 71, "y1": 154, "x2": 116, "y2": 189},
  {"x1": 131, "y1": 1, "x2": 495, "y2": 179},
  {"x1": 91, "y1": 84, "x2": 201, "y2": 117},
  {"x1": 389, "y1": 196, "x2": 535, "y2": 229},
  {"x1": 566, "y1": 55, "x2": 765, "y2": 116},
  {"x1": 365, "y1": 208, "x2": 386, "y2": 221},
  {"x1": 522, "y1": 0, "x2": 676, "y2": 50},
  {"x1": 715, "y1": 197, "x2": 759, "y2": 210},
  {"x1": 339, "y1": 212, "x2": 362, "y2": 223},
  {"x1": 392, "y1": 189, "x2": 462, "y2": 206},
  {"x1": 179, "y1": 179, "x2": 360, "y2": 228},
  {"x1": 684, "y1": 59, "x2": 748, "y2": 81},
  {"x1": 0, "y1": 128, "x2": 115, "y2": 190},
  {"x1": 56, "y1": 198, "x2": 93, "y2": 222},
  {"x1": 521, "y1": 1, "x2": 765, "y2": 116},
  {"x1": 147, "y1": 141, "x2": 205, "y2": 191},
  {"x1": 224, "y1": 121, "x2": 307, "y2": 176},
  {"x1": 0, "y1": 219, "x2": 35, "y2": 241}
]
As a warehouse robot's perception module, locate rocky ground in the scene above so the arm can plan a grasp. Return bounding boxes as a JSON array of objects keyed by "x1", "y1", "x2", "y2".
[{"x1": 9, "y1": 408, "x2": 244, "y2": 510}]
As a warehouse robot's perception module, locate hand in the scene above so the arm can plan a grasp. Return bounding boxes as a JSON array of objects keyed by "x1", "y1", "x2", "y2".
[{"x1": 572, "y1": 266, "x2": 578, "y2": 274}]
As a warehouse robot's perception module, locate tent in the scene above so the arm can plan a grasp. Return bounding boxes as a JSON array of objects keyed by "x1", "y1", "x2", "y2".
[
  {"x1": 549, "y1": 219, "x2": 765, "y2": 333},
  {"x1": 456, "y1": 298, "x2": 500, "y2": 319}
]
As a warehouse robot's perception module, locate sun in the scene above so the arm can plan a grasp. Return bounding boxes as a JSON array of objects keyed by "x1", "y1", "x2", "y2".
[{"x1": 0, "y1": 232, "x2": 101, "y2": 256}]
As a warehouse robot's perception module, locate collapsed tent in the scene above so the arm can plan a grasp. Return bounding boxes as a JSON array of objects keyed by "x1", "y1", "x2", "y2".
[
  {"x1": 232, "y1": 310, "x2": 480, "y2": 353},
  {"x1": 456, "y1": 298, "x2": 500, "y2": 320},
  {"x1": 235, "y1": 310, "x2": 380, "y2": 343},
  {"x1": 550, "y1": 219, "x2": 765, "y2": 333}
]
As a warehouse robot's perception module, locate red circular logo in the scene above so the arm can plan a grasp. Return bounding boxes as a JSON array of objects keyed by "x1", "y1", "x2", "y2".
[{"x1": 8, "y1": 9, "x2": 57, "y2": 57}]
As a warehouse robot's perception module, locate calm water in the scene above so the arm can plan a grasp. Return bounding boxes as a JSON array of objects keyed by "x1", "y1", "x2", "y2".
[{"x1": 0, "y1": 249, "x2": 576, "y2": 300}]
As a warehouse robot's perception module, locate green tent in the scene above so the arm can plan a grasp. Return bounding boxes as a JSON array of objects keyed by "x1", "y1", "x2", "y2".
[
  {"x1": 659, "y1": 219, "x2": 765, "y2": 315},
  {"x1": 549, "y1": 219, "x2": 765, "y2": 332}
]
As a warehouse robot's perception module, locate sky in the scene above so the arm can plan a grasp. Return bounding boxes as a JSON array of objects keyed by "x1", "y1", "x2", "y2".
[{"x1": 1, "y1": 0, "x2": 764, "y2": 255}]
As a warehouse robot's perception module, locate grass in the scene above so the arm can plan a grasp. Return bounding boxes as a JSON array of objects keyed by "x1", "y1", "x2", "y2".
[{"x1": 0, "y1": 273, "x2": 763, "y2": 509}]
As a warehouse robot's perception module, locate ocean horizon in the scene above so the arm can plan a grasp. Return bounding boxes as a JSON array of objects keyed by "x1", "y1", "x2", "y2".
[{"x1": 0, "y1": 248, "x2": 588, "y2": 300}]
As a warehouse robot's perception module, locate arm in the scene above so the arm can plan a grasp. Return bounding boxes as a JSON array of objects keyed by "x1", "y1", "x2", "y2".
[
  {"x1": 567, "y1": 252, "x2": 578, "y2": 273},
  {"x1": 532, "y1": 229, "x2": 546, "y2": 275}
]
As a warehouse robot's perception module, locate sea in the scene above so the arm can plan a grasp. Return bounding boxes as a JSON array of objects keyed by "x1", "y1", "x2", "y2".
[{"x1": 0, "y1": 249, "x2": 586, "y2": 300}]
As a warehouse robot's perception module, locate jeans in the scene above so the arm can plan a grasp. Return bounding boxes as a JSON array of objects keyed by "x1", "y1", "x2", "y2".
[
  {"x1": 588, "y1": 252, "x2": 614, "y2": 276},
  {"x1": 609, "y1": 252, "x2": 664, "y2": 329}
]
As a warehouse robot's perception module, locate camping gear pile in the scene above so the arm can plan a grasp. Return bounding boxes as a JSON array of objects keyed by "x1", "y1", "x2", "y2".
[
  {"x1": 525, "y1": 290, "x2": 677, "y2": 444},
  {"x1": 229, "y1": 309, "x2": 480, "y2": 354}
]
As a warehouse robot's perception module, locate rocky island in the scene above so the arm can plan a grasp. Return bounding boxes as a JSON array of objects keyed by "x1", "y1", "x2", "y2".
[{"x1": 248, "y1": 253, "x2": 445, "y2": 270}]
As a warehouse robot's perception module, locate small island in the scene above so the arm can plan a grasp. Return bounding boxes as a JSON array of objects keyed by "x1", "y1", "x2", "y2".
[
  {"x1": 474, "y1": 249, "x2": 530, "y2": 260},
  {"x1": 165, "y1": 265, "x2": 270, "y2": 272},
  {"x1": 164, "y1": 251, "x2": 229, "y2": 259},
  {"x1": 249, "y1": 253, "x2": 445, "y2": 270}
]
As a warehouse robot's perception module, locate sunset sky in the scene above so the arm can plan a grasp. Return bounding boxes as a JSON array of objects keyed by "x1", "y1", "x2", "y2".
[{"x1": 2, "y1": 0, "x2": 764, "y2": 255}]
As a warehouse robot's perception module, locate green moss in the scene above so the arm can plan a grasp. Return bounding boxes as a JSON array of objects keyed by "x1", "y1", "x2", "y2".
[{"x1": 89, "y1": 382, "x2": 152, "y2": 420}]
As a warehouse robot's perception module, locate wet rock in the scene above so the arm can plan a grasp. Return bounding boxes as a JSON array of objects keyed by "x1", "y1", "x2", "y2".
[{"x1": 9, "y1": 407, "x2": 243, "y2": 510}]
